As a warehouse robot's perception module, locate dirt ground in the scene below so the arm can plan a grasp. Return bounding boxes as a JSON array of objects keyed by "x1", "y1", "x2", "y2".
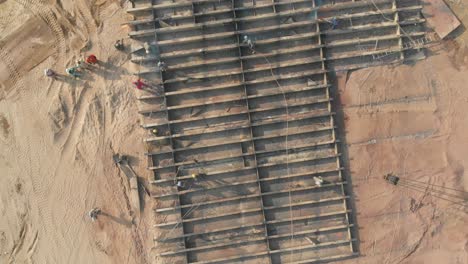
[
  {"x1": 336, "y1": 2, "x2": 468, "y2": 263},
  {"x1": 337, "y1": 43, "x2": 468, "y2": 263},
  {"x1": 0, "y1": 0, "x2": 467, "y2": 264},
  {"x1": 0, "y1": 1, "x2": 153, "y2": 263}
]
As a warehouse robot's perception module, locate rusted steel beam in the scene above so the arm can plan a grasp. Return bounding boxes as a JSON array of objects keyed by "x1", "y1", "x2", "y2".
[{"x1": 154, "y1": 183, "x2": 348, "y2": 213}]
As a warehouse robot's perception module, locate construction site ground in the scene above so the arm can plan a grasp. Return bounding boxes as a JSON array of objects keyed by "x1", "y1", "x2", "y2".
[{"x1": 0, "y1": 0, "x2": 467, "y2": 264}]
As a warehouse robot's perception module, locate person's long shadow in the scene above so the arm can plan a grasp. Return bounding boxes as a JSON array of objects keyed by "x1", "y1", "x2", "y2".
[{"x1": 100, "y1": 212, "x2": 133, "y2": 228}]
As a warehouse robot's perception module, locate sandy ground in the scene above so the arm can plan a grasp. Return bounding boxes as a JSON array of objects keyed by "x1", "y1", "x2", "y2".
[
  {"x1": 336, "y1": 3, "x2": 468, "y2": 262},
  {"x1": 337, "y1": 44, "x2": 468, "y2": 264},
  {"x1": 0, "y1": 0, "x2": 467, "y2": 264},
  {"x1": 0, "y1": 1, "x2": 153, "y2": 263}
]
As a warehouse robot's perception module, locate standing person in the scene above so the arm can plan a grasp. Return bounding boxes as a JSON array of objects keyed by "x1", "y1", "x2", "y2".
[
  {"x1": 88, "y1": 208, "x2": 102, "y2": 222},
  {"x1": 44, "y1": 68, "x2": 56, "y2": 79},
  {"x1": 330, "y1": 17, "x2": 338, "y2": 30},
  {"x1": 157, "y1": 61, "x2": 167, "y2": 72},
  {"x1": 242, "y1": 35, "x2": 255, "y2": 53},
  {"x1": 86, "y1": 54, "x2": 98, "y2": 65},
  {"x1": 114, "y1": 39, "x2": 124, "y2": 50},
  {"x1": 191, "y1": 173, "x2": 199, "y2": 181},
  {"x1": 132, "y1": 78, "x2": 146, "y2": 90},
  {"x1": 133, "y1": 78, "x2": 162, "y2": 95},
  {"x1": 76, "y1": 57, "x2": 87, "y2": 70},
  {"x1": 66, "y1": 66, "x2": 81, "y2": 78},
  {"x1": 313, "y1": 176, "x2": 324, "y2": 187},
  {"x1": 143, "y1": 42, "x2": 151, "y2": 54}
]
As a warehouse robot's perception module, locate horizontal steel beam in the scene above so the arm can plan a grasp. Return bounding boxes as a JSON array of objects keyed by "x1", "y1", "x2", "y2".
[
  {"x1": 154, "y1": 199, "x2": 349, "y2": 227},
  {"x1": 149, "y1": 137, "x2": 335, "y2": 172},
  {"x1": 137, "y1": 28, "x2": 424, "y2": 77},
  {"x1": 139, "y1": 85, "x2": 329, "y2": 114},
  {"x1": 161, "y1": 222, "x2": 353, "y2": 243},
  {"x1": 127, "y1": 0, "x2": 312, "y2": 13},
  {"x1": 154, "y1": 182, "x2": 347, "y2": 213},
  {"x1": 142, "y1": 32, "x2": 319, "y2": 60},
  {"x1": 128, "y1": 5, "x2": 421, "y2": 38},
  {"x1": 142, "y1": 108, "x2": 331, "y2": 139},
  {"x1": 151, "y1": 149, "x2": 338, "y2": 181},
  {"x1": 148, "y1": 123, "x2": 333, "y2": 155},
  {"x1": 159, "y1": 53, "x2": 322, "y2": 72},
  {"x1": 133, "y1": 29, "x2": 421, "y2": 62},
  {"x1": 138, "y1": 81, "x2": 328, "y2": 102},
  {"x1": 158, "y1": 226, "x2": 354, "y2": 256},
  {"x1": 145, "y1": 109, "x2": 332, "y2": 146},
  {"x1": 191, "y1": 239, "x2": 356, "y2": 264},
  {"x1": 153, "y1": 162, "x2": 340, "y2": 187},
  {"x1": 152, "y1": 167, "x2": 342, "y2": 198}
]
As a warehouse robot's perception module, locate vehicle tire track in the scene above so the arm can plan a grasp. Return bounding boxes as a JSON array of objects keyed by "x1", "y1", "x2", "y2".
[
  {"x1": 0, "y1": 46, "x2": 24, "y2": 98},
  {"x1": 58, "y1": 84, "x2": 96, "y2": 160},
  {"x1": 8, "y1": 2, "x2": 67, "y2": 258},
  {"x1": 14, "y1": 0, "x2": 67, "y2": 58}
]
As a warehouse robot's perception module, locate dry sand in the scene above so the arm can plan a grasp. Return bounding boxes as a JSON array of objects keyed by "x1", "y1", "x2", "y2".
[
  {"x1": 0, "y1": 0, "x2": 467, "y2": 263},
  {"x1": 0, "y1": 1, "x2": 152, "y2": 263},
  {"x1": 337, "y1": 43, "x2": 468, "y2": 264}
]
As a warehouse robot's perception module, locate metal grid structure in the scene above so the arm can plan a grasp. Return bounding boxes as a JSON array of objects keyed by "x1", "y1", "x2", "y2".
[{"x1": 126, "y1": 0, "x2": 427, "y2": 263}]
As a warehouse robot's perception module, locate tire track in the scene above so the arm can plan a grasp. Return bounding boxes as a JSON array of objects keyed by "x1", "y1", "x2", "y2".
[
  {"x1": 58, "y1": 84, "x2": 96, "y2": 159},
  {"x1": 0, "y1": 46, "x2": 24, "y2": 98},
  {"x1": 6, "y1": 2, "x2": 67, "y2": 258},
  {"x1": 14, "y1": 0, "x2": 67, "y2": 58}
]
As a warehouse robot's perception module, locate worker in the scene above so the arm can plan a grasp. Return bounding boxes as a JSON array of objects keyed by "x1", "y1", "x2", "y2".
[
  {"x1": 151, "y1": 128, "x2": 158, "y2": 136},
  {"x1": 66, "y1": 66, "x2": 81, "y2": 78},
  {"x1": 44, "y1": 68, "x2": 56, "y2": 78},
  {"x1": 75, "y1": 57, "x2": 87, "y2": 69},
  {"x1": 143, "y1": 42, "x2": 151, "y2": 54},
  {"x1": 313, "y1": 176, "x2": 324, "y2": 187},
  {"x1": 384, "y1": 173, "x2": 400, "y2": 185},
  {"x1": 242, "y1": 35, "x2": 255, "y2": 51},
  {"x1": 176, "y1": 181, "x2": 186, "y2": 191},
  {"x1": 86, "y1": 54, "x2": 98, "y2": 65},
  {"x1": 114, "y1": 39, "x2": 124, "y2": 50},
  {"x1": 132, "y1": 78, "x2": 146, "y2": 90},
  {"x1": 88, "y1": 208, "x2": 101, "y2": 222},
  {"x1": 330, "y1": 17, "x2": 338, "y2": 30},
  {"x1": 157, "y1": 61, "x2": 166, "y2": 72},
  {"x1": 306, "y1": 236, "x2": 320, "y2": 245}
]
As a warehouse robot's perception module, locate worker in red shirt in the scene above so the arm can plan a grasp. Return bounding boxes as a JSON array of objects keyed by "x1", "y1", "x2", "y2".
[
  {"x1": 86, "y1": 54, "x2": 98, "y2": 64},
  {"x1": 133, "y1": 79, "x2": 164, "y2": 96},
  {"x1": 132, "y1": 79, "x2": 146, "y2": 90}
]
